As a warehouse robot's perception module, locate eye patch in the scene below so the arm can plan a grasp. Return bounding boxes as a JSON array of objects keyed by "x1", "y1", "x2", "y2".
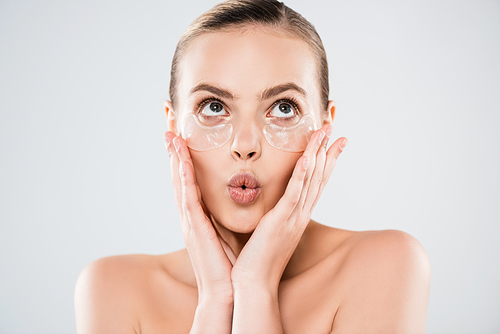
[{"x1": 182, "y1": 113, "x2": 316, "y2": 152}]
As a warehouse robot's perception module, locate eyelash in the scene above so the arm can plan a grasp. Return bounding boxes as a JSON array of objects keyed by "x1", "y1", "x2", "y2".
[
  {"x1": 197, "y1": 96, "x2": 226, "y2": 112},
  {"x1": 196, "y1": 96, "x2": 302, "y2": 115},
  {"x1": 270, "y1": 97, "x2": 302, "y2": 116}
]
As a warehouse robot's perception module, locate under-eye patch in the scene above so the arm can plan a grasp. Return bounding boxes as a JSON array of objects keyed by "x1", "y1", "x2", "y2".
[
  {"x1": 181, "y1": 113, "x2": 316, "y2": 153},
  {"x1": 263, "y1": 114, "x2": 315, "y2": 152},
  {"x1": 182, "y1": 113, "x2": 233, "y2": 151}
]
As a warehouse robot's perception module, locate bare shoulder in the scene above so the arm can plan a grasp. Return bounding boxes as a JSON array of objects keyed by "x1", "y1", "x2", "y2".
[
  {"x1": 75, "y1": 254, "x2": 164, "y2": 333},
  {"x1": 75, "y1": 250, "x2": 197, "y2": 334},
  {"x1": 332, "y1": 229, "x2": 431, "y2": 333},
  {"x1": 342, "y1": 229, "x2": 430, "y2": 272}
]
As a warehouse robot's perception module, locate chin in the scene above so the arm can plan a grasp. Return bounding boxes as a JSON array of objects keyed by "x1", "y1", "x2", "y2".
[
  {"x1": 211, "y1": 201, "x2": 270, "y2": 235},
  {"x1": 222, "y1": 222, "x2": 258, "y2": 235},
  {"x1": 222, "y1": 211, "x2": 262, "y2": 234}
]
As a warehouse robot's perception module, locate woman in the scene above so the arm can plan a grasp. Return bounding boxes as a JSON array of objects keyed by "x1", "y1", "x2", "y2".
[{"x1": 75, "y1": 0, "x2": 431, "y2": 332}]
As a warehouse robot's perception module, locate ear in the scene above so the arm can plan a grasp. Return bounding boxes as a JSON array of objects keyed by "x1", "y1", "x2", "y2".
[
  {"x1": 324, "y1": 100, "x2": 336, "y2": 125},
  {"x1": 164, "y1": 100, "x2": 178, "y2": 135}
]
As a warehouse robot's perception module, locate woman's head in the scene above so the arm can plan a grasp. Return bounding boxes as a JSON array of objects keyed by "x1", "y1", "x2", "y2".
[
  {"x1": 169, "y1": 0, "x2": 330, "y2": 114},
  {"x1": 166, "y1": 0, "x2": 335, "y2": 234}
]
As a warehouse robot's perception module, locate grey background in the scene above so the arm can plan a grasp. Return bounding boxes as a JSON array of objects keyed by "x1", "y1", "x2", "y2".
[{"x1": 1, "y1": 0, "x2": 499, "y2": 333}]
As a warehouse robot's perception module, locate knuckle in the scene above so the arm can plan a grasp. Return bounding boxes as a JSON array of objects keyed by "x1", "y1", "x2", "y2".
[
  {"x1": 183, "y1": 196, "x2": 195, "y2": 213},
  {"x1": 297, "y1": 170, "x2": 307, "y2": 182},
  {"x1": 301, "y1": 181, "x2": 310, "y2": 198},
  {"x1": 287, "y1": 193, "x2": 300, "y2": 208}
]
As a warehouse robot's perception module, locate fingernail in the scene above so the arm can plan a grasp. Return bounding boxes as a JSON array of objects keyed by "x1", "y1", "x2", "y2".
[
  {"x1": 173, "y1": 137, "x2": 180, "y2": 152},
  {"x1": 326, "y1": 125, "x2": 332, "y2": 138},
  {"x1": 340, "y1": 139, "x2": 348, "y2": 151}
]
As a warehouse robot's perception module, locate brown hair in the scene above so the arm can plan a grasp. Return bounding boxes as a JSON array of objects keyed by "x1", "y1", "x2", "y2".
[{"x1": 169, "y1": 0, "x2": 329, "y2": 112}]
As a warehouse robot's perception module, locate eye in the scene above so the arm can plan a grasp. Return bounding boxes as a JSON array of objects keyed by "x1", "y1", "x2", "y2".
[
  {"x1": 269, "y1": 101, "x2": 297, "y2": 118},
  {"x1": 201, "y1": 101, "x2": 228, "y2": 116}
]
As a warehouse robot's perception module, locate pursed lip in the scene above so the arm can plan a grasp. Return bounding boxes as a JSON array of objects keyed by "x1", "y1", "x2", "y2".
[{"x1": 227, "y1": 172, "x2": 261, "y2": 204}]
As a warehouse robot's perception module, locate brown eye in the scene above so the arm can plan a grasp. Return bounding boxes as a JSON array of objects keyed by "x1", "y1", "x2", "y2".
[
  {"x1": 279, "y1": 103, "x2": 292, "y2": 114},
  {"x1": 270, "y1": 102, "x2": 295, "y2": 118},
  {"x1": 201, "y1": 101, "x2": 227, "y2": 116}
]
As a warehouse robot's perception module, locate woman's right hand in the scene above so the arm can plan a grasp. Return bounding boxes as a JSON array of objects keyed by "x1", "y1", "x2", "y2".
[{"x1": 165, "y1": 132, "x2": 234, "y2": 321}]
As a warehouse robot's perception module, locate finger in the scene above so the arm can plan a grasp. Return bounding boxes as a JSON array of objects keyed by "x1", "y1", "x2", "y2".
[
  {"x1": 312, "y1": 137, "x2": 347, "y2": 209},
  {"x1": 180, "y1": 162, "x2": 233, "y2": 274},
  {"x1": 178, "y1": 150, "x2": 231, "y2": 241},
  {"x1": 164, "y1": 131, "x2": 176, "y2": 157},
  {"x1": 324, "y1": 137, "x2": 347, "y2": 183},
  {"x1": 166, "y1": 132, "x2": 194, "y2": 239},
  {"x1": 173, "y1": 135, "x2": 192, "y2": 166},
  {"x1": 179, "y1": 159, "x2": 207, "y2": 231},
  {"x1": 293, "y1": 126, "x2": 328, "y2": 214},
  {"x1": 271, "y1": 155, "x2": 309, "y2": 223},
  {"x1": 165, "y1": 132, "x2": 183, "y2": 217},
  {"x1": 173, "y1": 135, "x2": 210, "y2": 214},
  {"x1": 302, "y1": 124, "x2": 331, "y2": 213},
  {"x1": 170, "y1": 134, "x2": 211, "y2": 214}
]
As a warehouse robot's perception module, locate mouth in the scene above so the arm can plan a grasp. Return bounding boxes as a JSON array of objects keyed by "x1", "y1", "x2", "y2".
[{"x1": 227, "y1": 172, "x2": 261, "y2": 204}]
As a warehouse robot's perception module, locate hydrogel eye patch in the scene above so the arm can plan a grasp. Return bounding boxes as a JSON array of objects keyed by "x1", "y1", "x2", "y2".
[
  {"x1": 263, "y1": 114, "x2": 315, "y2": 152},
  {"x1": 182, "y1": 113, "x2": 316, "y2": 152},
  {"x1": 182, "y1": 114, "x2": 233, "y2": 151}
]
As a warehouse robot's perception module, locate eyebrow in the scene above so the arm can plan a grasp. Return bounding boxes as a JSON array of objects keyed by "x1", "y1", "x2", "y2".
[
  {"x1": 260, "y1": 82, "x2": 307, "y2": 100},
  {"x1": 189, "y1": 84, "x2": 235, "y2": 99},
  {"x1": 188, "y1": 82, "x2": 307, "y2": 101}
]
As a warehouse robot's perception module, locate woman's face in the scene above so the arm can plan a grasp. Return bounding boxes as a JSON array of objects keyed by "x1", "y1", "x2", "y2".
[{"x1": 171, "y1": 26, "x2": 327, "y2": 234}]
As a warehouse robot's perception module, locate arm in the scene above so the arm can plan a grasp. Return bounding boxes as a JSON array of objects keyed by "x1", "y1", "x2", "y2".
[
  {"x1": 190, "y1": 297, "x2": 233, "y2": 334},
  {"x1": 232, "y1": 282, "x2": 283, "y2": 333},
  {"x1": 231, "y1": 126, "x2": 347, "y2": 333},
  {"x1": 166, "y1": 133, "x2": 234, "y2": 333}
]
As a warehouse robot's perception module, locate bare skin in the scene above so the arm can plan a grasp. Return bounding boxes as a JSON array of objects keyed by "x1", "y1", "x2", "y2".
[
  {"x1": 75, "y1": 225, "x2": 430, "y2": 333},
  {"x1": 75, "y1": 26, "x2": 431, "y2": 333}
]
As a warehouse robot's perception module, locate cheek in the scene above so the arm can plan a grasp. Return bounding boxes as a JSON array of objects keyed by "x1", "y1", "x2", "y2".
[
  {"x1": 260, "y1": 150, "x2": 302, "y2": 204},
  {"x1": 189, "y1": 146, "x2": 302, "y2": 218},
  {"x1": 188, "y1": 148, "x2": 231, "y2": 217},
  {"x1": 189, "y1": 150, "x2": 222, "y2": 192}
]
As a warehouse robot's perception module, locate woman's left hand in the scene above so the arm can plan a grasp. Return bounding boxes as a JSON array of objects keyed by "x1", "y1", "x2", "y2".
[{"x1": 231, "y1": 124, "x2": 347, "y2": 290}]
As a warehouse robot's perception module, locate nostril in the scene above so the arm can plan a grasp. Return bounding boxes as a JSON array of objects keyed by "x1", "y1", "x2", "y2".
[{"x1": 233, "y1": 150, "x2": 257, "y2": 160}]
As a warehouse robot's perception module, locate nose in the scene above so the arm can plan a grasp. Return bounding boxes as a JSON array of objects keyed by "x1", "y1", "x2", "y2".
[{"x1": 230, "y1": 122, "x2": 262, "y2": 161}]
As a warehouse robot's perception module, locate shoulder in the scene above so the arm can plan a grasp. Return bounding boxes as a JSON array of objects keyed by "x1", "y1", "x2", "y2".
[
  {"x1": 344, "y1": 229, "x2": 430, "y2": 273},
  {"x1": 75, "y1": 253, "x2": 162, "y2": 296},
  {"x1": 308, "y1": 225, "x2": 430, "y2": 283},
  {"x1": 74, "y1": 254, "x2": 151, "y2": 333},
  {"x1": 332, "y1": 229, "x2": 431, "y2": 333},
  {"x1": 75, "y1": 252, "x2": 191, "y2": 334}
]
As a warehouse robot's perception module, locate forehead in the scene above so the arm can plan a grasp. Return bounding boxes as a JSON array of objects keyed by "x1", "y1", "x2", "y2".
[{"x1": 177, "y1": 27, "x2": 320, "y2": 108}]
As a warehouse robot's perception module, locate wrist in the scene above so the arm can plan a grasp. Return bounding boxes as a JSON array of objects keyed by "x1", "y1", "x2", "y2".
[
  {"x1": 232, "y1": 268, "x2": 282, "y2": 294},
  {"x1": 196, "y1": 296, "x2": 233, "y2": 312},
  {"x1": 232, "y1": 279, "x2": 278, "y2": 299},
  {"x1": 191, "y1": 296, "x2": 233, "y2": 334},
  {"x1": 198, "y1": 286, "x2": 234, "y2": 308},
  {"x1": 232, "y1": 282, "x2": 283, "y2": 334}
]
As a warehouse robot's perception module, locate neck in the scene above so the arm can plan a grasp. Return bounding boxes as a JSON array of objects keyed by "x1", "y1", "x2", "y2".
[
  {"x1": 211, "y1": 218, "x2": 252, "y2": 259},
  {"x1": 209, "y1": 216, "x2": 318, "y2": 281}
]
